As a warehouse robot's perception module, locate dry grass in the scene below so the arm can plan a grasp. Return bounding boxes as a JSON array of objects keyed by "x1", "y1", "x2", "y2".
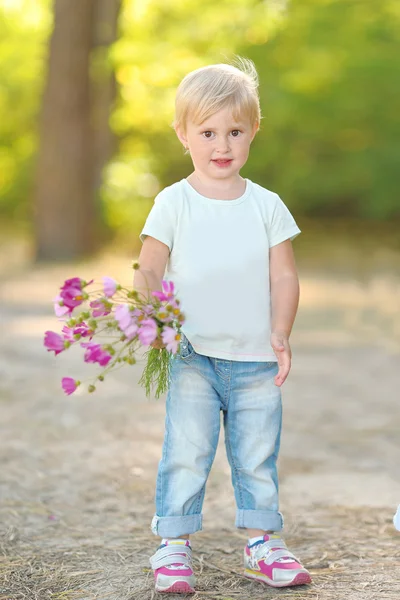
[{"x1": 1, "y1": 507, "x2": 399, "y2": 600}]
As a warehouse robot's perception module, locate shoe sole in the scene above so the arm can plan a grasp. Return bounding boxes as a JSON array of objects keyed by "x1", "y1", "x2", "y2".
[
  {"x1": 245, "y1": 569, "x2": 312, "y2": 588},
  {"x1": 155, "y1": 581, "x2": 195, "y2": 594}
]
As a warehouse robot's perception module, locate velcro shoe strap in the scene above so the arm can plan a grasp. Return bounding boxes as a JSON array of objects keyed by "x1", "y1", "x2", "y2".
[
  {"x1": 150, "y1": 545, "x2": 192, "y2": 570},
  {"x1": 262, "y1": 539, "x2": 287, "y2": 551},
  {"x1": 265, "y1": 548, "x2": 297, "y2": 565}
]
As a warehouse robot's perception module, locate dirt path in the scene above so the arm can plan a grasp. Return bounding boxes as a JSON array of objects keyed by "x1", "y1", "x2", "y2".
[{"x1": 1, "y1": 254, "x2": 399, "y2": 600}]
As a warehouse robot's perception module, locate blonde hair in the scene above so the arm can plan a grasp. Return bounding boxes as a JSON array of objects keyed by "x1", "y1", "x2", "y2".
[{"x1": 174, "y1": 57, "x2": 261, "y2": 133}]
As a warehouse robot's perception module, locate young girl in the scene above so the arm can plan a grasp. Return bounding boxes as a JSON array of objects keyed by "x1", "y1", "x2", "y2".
[{"x1": 134, "y1": 58, "x2": 312, "y2": 593}]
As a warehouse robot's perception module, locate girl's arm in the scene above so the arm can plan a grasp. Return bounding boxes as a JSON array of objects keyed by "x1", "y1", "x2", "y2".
[
  {"x1": 134, "y1": 236, "x2": 170, "y2": 299},
  {"x1": 269, "y1": 239, "x2": 300, "y2": 386},
  {"x1": 269, "y1": 239, "x2": 300, "y2": 336},
  {"x1": 134, "y1": 236, "x2": 170, "y2": 349}
]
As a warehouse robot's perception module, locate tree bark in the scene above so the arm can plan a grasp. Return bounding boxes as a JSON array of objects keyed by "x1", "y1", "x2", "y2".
[
  {"x1": 34, "y1": 0, "x2": 96, "y2": 261},
  {"x1": 91, "y1": 0, "x2": 121, "y2": 195},
  {"x1": 34, "y1": 0, "x2": 121, "y2": 260}
]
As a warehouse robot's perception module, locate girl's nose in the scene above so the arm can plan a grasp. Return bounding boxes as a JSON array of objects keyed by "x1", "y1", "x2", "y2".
[{"x1": 216, "y1": 136, "x2": 231, "y2": 153}]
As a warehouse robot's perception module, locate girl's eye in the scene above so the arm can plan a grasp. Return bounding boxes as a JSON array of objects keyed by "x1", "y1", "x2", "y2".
[
  {"x1": 202, "y1": 131, "x2": 214, "y2": 138},
  {"x1": 231, "y1": 130, "x2": 241, "y2": 137}
]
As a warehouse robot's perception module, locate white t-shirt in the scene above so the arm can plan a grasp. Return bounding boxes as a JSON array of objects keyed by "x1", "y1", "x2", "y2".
[{"x1": 140, "y1": 178, "x2": 300, "y2": 362}]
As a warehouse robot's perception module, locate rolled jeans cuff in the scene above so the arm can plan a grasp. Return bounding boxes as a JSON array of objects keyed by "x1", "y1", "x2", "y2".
[
  {"x1": 151, "y1": 514, "x2": 203, "y2": 538},
  {"x1": 236, "y1": 509, "x2": 284, "y2": 532}
]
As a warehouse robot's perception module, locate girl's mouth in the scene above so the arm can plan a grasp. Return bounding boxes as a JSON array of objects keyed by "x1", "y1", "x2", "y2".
[{"x1": 212, "y1": 159, "x2": 233, "y2": 168}]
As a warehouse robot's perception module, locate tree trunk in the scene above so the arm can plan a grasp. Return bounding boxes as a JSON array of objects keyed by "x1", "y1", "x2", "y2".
[
  {"x1": 34, "y1": 0, "x2": 96, "y2": 261},
  {"x1": 34, "y1": 0, "x2": 121, "y2": 260},
  {"x1": 91, "y1": 0, "x2": 121, "y2": 195}
]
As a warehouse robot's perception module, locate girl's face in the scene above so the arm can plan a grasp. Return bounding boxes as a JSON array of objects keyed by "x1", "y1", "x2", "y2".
[{"x1": 176, "y1": 106, "x2": 258, "y2": 185}]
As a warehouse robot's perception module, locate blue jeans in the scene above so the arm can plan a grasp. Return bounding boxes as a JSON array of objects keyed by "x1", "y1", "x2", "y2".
[{"x1": 151, "y1": 334, "x2": 284, "y2": 538}]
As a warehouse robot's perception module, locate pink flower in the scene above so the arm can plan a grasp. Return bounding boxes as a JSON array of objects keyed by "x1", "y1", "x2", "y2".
[
  {"x1": 152, "y1": 291, "x2": 165, "y2": 301},
  {"x1": 62, "y1": 377, "x2": 80, "y2": 395},
  {"x1": 103, "y1": 276, "x2": 118, "y2": 298},
  {"x1": 61, "y1": 325, "x2": 75, "y2": 342},
  {"x1": 161, "y1": 326, "x2": 181, "y2": 353},
  {"x1": 60, "y1": 277, "x2": 93, "y2": 290},
  {"x1": 124, "y1": 322, "x2": 139, "y2": 340},
  {"x1": 143, "y1": 304, "x2": 155, "y2": 316},
  {"x1": 152, "y1": 280, "x2": 175, "y2": 302},
  {"x1": 59, "y1": 277, "x2": 93, "y2": 311},
  {"x1": 114, "y1": 304, "x2": 138, "y2": 339},
  {"x1": 156, "y1": 309, "x2": 173, "y2": 324},
  {"x1": 44, "y1": 331, "x2": 66, "y2": 355},
  {"x1": 53, "y1": 295, "x2": 70, "y2": 318},
  {"x1": 82, "y1": 343, "x2": 112, "y2": 367},
  {"x1": 60, "y1": 283, "x2": 85, "y2": 311},
  {"x1": 97, "y1": 349, "x2": 112, "y2": 367},
  {"x1": 138, "y1": 318, "x2": 158, "y2": 345},
  {"x1": 90, "y1": 299, "x2": 111, "y2": 318},
  {"x1": 61, "y1": 277, "x2": 83, "y2": 290},
  {"x1": 166, "y1": 299, "x2": 181, "y2": 312},
  {"x1": 62, "y1": 323, "x2": 93, "y2": 341},
  {"x1": 74, "y1": 323, "x2": 93, "y2": 338},
  {"x1": 162, "y1": 280, "x2": 174, "y2": 295},
  {"x1": 115, "y1": 304, "x2": 132, "y2": 331}
]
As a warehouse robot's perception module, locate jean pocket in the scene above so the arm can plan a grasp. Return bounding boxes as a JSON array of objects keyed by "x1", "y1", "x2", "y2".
[{"x1": 179, "y1": 333, "x2": 195, "y2": 361}]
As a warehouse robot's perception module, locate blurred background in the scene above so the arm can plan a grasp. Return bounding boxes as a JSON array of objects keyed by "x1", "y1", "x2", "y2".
[
  {"x1": 0, "y1": 0, "x2": 398, "y2": 249},
  {"x1": 1, "y1": 0, "x2": 399, "y2": 345}
]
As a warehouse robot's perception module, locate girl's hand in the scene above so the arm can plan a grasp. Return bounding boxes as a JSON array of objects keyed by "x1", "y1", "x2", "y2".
[
  {"x1": 150, "y1": 337, "x2": 166, "y2": 350},
  {"x1": 270, "y1": 331, "x2": 292, "y2": 387}
]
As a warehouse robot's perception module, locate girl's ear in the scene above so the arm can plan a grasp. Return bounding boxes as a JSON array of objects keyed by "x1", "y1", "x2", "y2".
[
  {"x1": 251, "y1": 121, "x2": 260, "y2": 142},
  {"x1": 175, "y1": 124, "x2": 188, "y2": 149}
]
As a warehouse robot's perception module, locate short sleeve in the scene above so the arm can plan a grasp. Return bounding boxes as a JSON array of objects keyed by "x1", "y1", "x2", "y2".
[
  {"x1": 267, "y1": 195, "x2": 301, "y2": 248},
  {"x1": 139, "y1": 188, "x2": 175, "y2": 251}
]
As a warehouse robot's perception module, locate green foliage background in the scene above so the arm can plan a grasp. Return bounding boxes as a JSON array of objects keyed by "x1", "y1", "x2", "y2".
[
  {"x1": 1, "y1": 0, "x2": 399, "y2": 237},
  {"x1": 0, "y1": 0, "x2": 51, "y2": 225}
]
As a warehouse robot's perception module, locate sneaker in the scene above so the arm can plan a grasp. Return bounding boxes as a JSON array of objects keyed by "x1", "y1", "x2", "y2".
[
  {"x1": 149, "y1": 539, "x2": 196, "y2": 594},
  {"x1": 244, "y1": 534, "x2": 312, "y2": 588}
]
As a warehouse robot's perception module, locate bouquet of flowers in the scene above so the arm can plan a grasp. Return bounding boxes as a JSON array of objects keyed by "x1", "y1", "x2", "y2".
[{"x1": 43, "y1": 262, "x2": 184, "y2": 399}]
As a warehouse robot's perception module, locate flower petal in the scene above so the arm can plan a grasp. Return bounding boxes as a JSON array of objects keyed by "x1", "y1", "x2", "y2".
[
  {"x1": 61, "y1": 377, "x2": 79, "y2": 395},
  {"x1": 44, "y1": 331, "x2": 65, "y2": 355},
  {"x1": 103, "y1": 276, "x2": 118, "y2": 298}
]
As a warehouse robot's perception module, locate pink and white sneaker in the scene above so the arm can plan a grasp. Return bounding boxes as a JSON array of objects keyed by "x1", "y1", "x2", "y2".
[
  {"x1": 244, "y1": 534, "x2": 312, "y2": 588},
  {"x1": 150, "y1": 539, "x2": 196, "y2": 594}
]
